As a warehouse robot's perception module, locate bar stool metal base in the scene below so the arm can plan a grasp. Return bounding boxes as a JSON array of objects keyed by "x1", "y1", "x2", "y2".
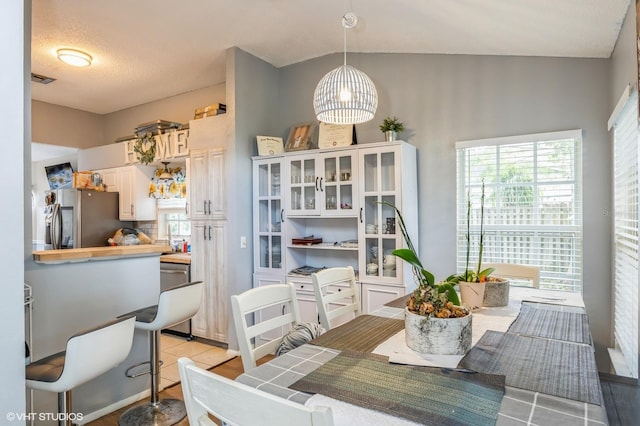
[{"x1": 118, "y1": 398, "x2": 186, "y2": 426}]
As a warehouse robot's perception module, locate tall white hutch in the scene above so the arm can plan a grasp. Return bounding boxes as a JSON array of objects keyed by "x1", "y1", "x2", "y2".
[{"x1": 252, "y1": 140, "x2": 419, "y2": 327}]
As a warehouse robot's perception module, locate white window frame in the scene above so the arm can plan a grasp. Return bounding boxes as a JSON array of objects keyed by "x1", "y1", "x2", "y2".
[
  {"x1": 610, "y1": 84, "x2": 639, "y2": 378},
  {"x1": 455, "y1": 129, "x2": 583, "y2": 292}
]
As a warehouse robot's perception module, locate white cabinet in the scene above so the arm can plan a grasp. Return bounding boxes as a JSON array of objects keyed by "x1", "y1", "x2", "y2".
[
  {"x1": 93, "y1": 165, "x2": 155, "y2": 221},
  {"x1": 361, "y1": 282, "x2": 404, "y2": 314},
  {"x1": 119, "y1": 165, "x2": 156, "y2": 221},
  {"x1": 95, "y1": 168, "x2": 119, "y2": 192},
  {"x1": 188, "y1": 149, "x2": 226, "y2": 220},
  {"x1": 287, "y1": 151, "x2": 358, "y2": 217},
  {"x1": 191, "y1": 221, "x2": 227, "y2": 342},
  {"x1": 253, "y1": 157, "x2": 285, "y2": 276},
  {"x1": 252, "y1": 141, "x2": 418, "y2": 322}
]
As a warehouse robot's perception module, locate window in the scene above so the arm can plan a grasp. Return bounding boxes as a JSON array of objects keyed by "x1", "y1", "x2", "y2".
[
  {"x1": 611, "y1": 86, "x2": 639, "y2": 378},
  {"x1": 455, "y1": 130, "x2": 583, "y2": 292},
  {"x1": 157, "y1": 199, "x2": 191, "y2": 239}
]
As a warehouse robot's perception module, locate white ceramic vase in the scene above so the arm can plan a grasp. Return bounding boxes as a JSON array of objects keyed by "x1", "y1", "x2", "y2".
[
  {"x1": 404, "y1": 308, "x2": 472, "y2": 355},
  {"x1": 459, "y1": 281, "x2": 485, "y2": 310}
]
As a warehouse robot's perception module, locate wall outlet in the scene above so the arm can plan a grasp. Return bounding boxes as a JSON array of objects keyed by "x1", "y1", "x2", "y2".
[{"x1": 240, "y1": 236, "x2": 247, "y2": 249}]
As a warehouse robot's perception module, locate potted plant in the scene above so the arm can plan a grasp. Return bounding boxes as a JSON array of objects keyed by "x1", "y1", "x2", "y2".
[
  {"x1": 379, "y1": 116, "x2": 405, "y2": 141},
  {"x1": 445, "y1": 180, "x2": 509, "y2": 308},
  {"x1": 381, "y1": 202, "x2": 472, "y2": 355}
]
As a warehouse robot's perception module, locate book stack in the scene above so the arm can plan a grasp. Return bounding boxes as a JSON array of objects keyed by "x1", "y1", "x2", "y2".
[{"x1": 194, "y1": 103, "x2": 226, "y2": 119}]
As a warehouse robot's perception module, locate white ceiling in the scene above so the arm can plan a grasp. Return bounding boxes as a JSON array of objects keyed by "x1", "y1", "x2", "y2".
[{"x1": 31, "y1": 0, "x2": 631, "y2": 115}]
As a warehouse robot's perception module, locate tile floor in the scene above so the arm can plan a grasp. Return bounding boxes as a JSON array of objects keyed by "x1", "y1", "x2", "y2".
[{"x1": 159, "y1": 333, "x2": 238, "y2": 389}]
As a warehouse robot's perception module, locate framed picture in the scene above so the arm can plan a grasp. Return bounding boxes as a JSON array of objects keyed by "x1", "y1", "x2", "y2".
[
  {"x1": 285, "y1": 122, "x2": 317, "y2": 152},
  {"x1": 256, "y1": 136, "x2": 284, "y2": 156},
  {"x1": 318, "y1": 123, "x2": 355, "y2": 149}
]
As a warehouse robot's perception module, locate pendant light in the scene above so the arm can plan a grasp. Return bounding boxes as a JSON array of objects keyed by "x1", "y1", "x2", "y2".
[
  {"x1": 313, "y1": 12, "x2": 378, "y2": 125},
  {"x1": 158, "y1": 162, "x2": 173, "y2": 180}
]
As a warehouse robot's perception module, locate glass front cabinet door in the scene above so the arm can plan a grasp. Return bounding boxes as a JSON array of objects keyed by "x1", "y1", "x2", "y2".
[
  {"x1": 253, "y1": 158, "x2": 285, "y2": 274},
  {"x1": 287, "y1": 151, "x2": 359, "y2": 217},
  {"x1": 359, "y1": 147, "x2": 403, "y2": 281}
]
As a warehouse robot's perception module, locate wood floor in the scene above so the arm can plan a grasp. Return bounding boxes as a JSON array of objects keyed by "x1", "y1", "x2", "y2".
[
  {"x1": 600, "y1": 372, "x2": 640, "y2": 426},
  {"x1": 86, "y1": 355, "x2": 273, "y2": 425}
]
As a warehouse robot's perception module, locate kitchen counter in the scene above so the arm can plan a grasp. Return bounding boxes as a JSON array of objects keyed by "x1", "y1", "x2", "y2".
[
  {"x1": 32, "y1": 244, "x2": 171, "y2": 264},
  {"x1": 160, "y1": 253, "x2": 191, "y2": 264}
]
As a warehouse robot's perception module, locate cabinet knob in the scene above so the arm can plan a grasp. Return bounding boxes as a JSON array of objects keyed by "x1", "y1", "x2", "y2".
[{"x1": 315, "y1": 177, "x2": 319, "y2": 191}]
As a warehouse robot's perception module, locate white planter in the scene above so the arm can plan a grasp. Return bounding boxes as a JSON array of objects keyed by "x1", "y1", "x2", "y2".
[
  {"x1": 459, "y1": 281, "x2": 485, "y2": 310},
  {"x1": 482, "y1": 278, "x2": 510, "y2": 307},
  {"x1": 404, "y1": 308, "x2": 472, "y2": 355}
]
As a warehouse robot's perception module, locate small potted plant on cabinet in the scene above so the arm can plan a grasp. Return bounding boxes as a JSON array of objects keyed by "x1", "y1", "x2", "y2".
[
  {"x1": 379, "y1": 116, "x2": 405, "y2": 141},
  {"x1": 382, "y1": 202, "x2": 472, "y2": 355}
]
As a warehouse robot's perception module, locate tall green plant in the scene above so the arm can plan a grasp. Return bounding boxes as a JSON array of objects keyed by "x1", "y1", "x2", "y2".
[
  {"x1": 448, "y1": 179, "x2": 494, "y2": 284},
  {"x1": 378, "y1": 201, "x2": 460, "y2": 307}
]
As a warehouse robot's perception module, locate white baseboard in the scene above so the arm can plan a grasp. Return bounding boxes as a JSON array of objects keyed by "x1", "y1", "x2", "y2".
[{"x1": 77, "y1": 389, "x2": 151, "y2": 425}]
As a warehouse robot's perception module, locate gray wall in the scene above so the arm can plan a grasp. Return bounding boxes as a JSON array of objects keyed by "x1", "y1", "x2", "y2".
[
  {"x1": 225, "y1": 47, "x2": 280, "y2": 348},
  {"x1": 32, "y1": 100, "x2": 104, "y2": 148},
  {"x1": 278, "y1": 52, "x2": 612, "y2": 369},
  {"x1": 103, "y1": 84, "x2": 226, "y2": 144}
]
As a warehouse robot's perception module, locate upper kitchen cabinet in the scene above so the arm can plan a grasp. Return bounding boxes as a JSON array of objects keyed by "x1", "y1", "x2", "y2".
[
  {"x1": 188, "y1": 148, "x2": 226, "y2": 220},
  {"x1": 93, "y1": 165, "x2": 156, "y2": 221},
  {"x1": 119, "y1": 165, "x2": 156, "y2": 221}
]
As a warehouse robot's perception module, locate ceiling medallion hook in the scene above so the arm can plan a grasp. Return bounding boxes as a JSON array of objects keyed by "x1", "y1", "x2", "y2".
[{"x1": 342, "y1": 12, "x2": 358, "y2": 29}]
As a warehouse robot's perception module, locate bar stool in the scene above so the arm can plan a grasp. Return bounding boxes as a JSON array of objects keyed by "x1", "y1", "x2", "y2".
[
  {"x1": 119, "y1": 280, "x2": 204, "y2": 426},
  {"x1": 26, "y1": 315, "x2": 136, "y2": 426}
]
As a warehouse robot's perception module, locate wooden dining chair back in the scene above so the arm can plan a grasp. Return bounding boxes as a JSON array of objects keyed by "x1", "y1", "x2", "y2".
[
  {"x1": 178, "y1": 357, "x2": 333, "y2": 426},
  {"x1": 311, "y1": 266, "x2": 360, "y2": 330},
  {"x1": 484, "y1": 263, "x2": 540, "y2": 288},
  {"x1": 231, "y1": 282, "x2": 302, "y2": 372}
]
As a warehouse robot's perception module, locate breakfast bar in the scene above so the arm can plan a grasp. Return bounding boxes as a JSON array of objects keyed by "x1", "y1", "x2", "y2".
[{"x1": 24, "y1": 244, "x2": 172, "y2": 424}]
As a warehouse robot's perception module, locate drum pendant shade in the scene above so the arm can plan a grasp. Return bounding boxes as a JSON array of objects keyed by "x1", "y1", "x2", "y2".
[{"x1": 313, "y1": 13, "x2": 378, "y2": 125}]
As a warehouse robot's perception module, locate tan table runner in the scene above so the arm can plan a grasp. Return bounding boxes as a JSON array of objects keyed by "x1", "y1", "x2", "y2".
[
  {"x1": 291, "y1": 350, "x2": 505, "y2": 426},
  {"x1": 308, "y1": 315, "x2": 404, "y2": 352}
]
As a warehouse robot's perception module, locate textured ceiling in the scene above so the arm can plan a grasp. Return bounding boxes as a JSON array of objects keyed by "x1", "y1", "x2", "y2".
[{"x1": 31, "y1": 0, "x2": 630, "y2": 115}]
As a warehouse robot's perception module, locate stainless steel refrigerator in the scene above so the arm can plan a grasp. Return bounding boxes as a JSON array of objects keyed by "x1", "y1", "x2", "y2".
[{"x1": 46, "y1": 189, "x2": 132, "y2": 249}]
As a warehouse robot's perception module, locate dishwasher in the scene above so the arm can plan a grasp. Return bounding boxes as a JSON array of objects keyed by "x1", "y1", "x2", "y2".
[{"x1": 160, "y1": 261, "x2": 193, "y2": 338}]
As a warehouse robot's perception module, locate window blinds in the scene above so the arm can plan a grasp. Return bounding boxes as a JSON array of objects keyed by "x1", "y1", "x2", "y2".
[
  {"x1": 455, "y1": 131, "x2": 583, "y2": 291},
  {"x1": 613, "y1": 90, "x2": 639, "y2": 378}
]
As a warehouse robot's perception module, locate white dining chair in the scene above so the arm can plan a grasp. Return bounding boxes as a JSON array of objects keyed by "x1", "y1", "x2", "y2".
[
  {"x1": 484, "y1": 263, "x2": 540, "y2": 288},
  {"x1": 311, "y1": 266, "x2": 360, "y2": 330},
  {"x1": 231, "y1": 282, "x2": 302, "y2": 372},
  {"x1": 178, "y1": 357, "x2": 333, "y2": 426}
]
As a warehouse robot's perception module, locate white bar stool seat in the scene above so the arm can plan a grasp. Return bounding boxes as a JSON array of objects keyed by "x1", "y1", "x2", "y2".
[
  {"x1": 119, "y1": 280, "x2": 204, "y2": 426},
  {"x1": 26, "y1": 315, "x2": 136, "y2": 426}
]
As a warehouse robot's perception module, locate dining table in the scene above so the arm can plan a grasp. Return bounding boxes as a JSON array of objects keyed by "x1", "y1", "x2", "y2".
[{"x1": 235, "y1": 287, "x2": 608, "y2": 425}]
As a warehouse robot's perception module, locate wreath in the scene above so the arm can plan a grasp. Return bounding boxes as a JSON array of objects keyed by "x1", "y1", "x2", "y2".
[{"x1": 133, "y1": 132, "x2": 157, "y2": 165}]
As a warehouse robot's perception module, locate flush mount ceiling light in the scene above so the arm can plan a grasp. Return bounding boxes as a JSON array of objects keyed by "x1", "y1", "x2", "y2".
[
  {"x1": 56, "y1": 48, "x2": 92, "y2": 67},
  {"x1": 313, "y1": 12, "x2": 378, "y2": 125}
]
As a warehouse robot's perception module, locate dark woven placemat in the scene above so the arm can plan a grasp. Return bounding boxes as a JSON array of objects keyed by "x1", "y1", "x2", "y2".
[
  {"x1": 308, "y1": 315, "x2": 404, "y2": 352},
  {"x1": 508, "y1": 303, "x2": 592, "y2": 345},
  {"x1": 290, "y1": 350, "x2": 505, "y2": 426},
  {"x1": 384, "y1": 294, "x2": 410, "y2": 308},
  {"x1": 457, "y1": 330, "x2": 601, "y2": 405}
]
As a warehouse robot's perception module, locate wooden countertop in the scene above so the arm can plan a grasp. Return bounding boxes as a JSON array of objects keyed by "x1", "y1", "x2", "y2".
[
  {"x1": 160, "y1": 253, "x2": 191, "y2": 264},
  {"x1": 33, "y1": 244, "x2": 172, "y2": 264}
]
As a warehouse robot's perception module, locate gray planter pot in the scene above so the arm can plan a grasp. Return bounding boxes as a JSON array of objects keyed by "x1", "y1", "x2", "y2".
[
  {"x1": 404, "y1": 308, "x2": 472, "y2": 355},
  {"x1": 384, "y1": 130, "x2": 397, "y2": 141},
  {"x1": 482, "y1": 278, "x2": 510, "y2": 307}
]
